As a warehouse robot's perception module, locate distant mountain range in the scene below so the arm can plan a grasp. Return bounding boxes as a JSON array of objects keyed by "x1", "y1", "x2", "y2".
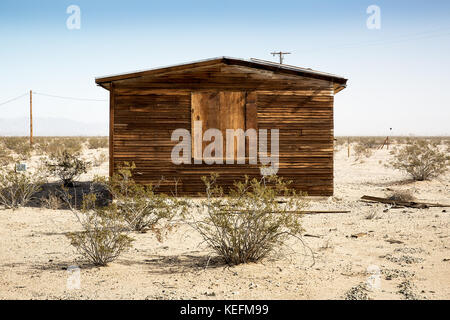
[{"x1": 0, "y1": 117, "x2": 108, "y2": 136}]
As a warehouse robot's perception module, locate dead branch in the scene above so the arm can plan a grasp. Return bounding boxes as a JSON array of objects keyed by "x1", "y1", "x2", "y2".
[
  {"x1": 221, "y1": 210, "x2": 350, "y2": 215},
  {"x1": 360, "y1": 195, "x2": 450, "y2": 209}
]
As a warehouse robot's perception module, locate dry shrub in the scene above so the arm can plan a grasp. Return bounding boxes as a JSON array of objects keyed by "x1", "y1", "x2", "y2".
[
  {"x1": 389, "y1": 140, "x2": 449, "y2": 181},
  {"x1": 334, "y1": 138, "x2": 346, "y2": 152},
  {"x1": 342, "y1": 136, "x2": 359, "y2": 144},
  {"x1": 36, "y1": 138, "x2": 62, "y2": 155},
  {"x1": 37, "y1": 137, "x2": 84, "y2": 156},
  {"x1": 387, "y1": 190, "x2": 415, "y2": 202},
  {"x1": 0, "y1": 147, "x2": 13, "y2": 165},
  {"x1": 0, "y1": 137, "x2": 32, "y2": 160},
  {"x1": 354, "y1": 143, "x2": 373, "y2": 159},
  {"x1": 188, "y1": 173, "x2": 307, "y2": 265},
  {"x1": 45, "y1": 150, "x2": 90, "y2": 187},
  {"x1": 0, "y1": 168, "x2": 46, "y2": 209},
  {"x1": 354, "y1": 138, "x2": 381, "y2": 159},
  {"x1": 64, "y1": 193, "x2": 133, "y2": 266},
  {"x1": 87, "y1": 137, "x2": 108, "y2": 149},
  {"x1": 394, "y1": 137, "x2": 413, "y2": 145},
  {"x1": 344, "y1": 283, "x2": 370, "y2": 300},
  {"x1": 397, "y1": 280, "x2": 422, "y2": 300},
  {"x1": 92, "y1": 152, "x2": 108, "y2": 167},
  {"x1": 444, "y1": 139, "x2": 450, "y2": 148},
  {"x1": 362, "y1": 138, "x2": 379, "y2": 148},
  {"x1": 40, "y1": 191, "x2": 63, "y2": 210},
  {"x1": 334, "y1": 138, "x2": 346, "y2": 147},
  {"x1": 365, "y1": 209, "x2": 379, "y2": 220},
  {"x1": 95, "y1": 162, "x2": 178, "y2": 236},
  {"x1": 394, "y1": 137, "x2": 405, "y2": 145},
  {"x1": 64, "y1": 137, "x2": 86, "y2": 152}
]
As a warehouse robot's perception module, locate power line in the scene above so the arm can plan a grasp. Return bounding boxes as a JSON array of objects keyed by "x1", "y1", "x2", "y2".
[
  {"x1": 298, "y1": 28, "x2": 450, "y2": 53},
  {"x1": 332, "y1": 31, "x2": 450, "y2": 51},
  {"x1": 33, "y1": 92, "x2": 107, "y2": 102},
  {"x1": 0, "y1": 91, "x2": 107, "y2": 108},
  {"x1": 0, "y1": 93, "x2": 28, "y2": 107}
]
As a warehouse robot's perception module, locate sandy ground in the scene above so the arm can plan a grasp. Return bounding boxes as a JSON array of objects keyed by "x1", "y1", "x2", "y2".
[{"x1": 0, "y1": 145, "x2": 449, "y2": 300}]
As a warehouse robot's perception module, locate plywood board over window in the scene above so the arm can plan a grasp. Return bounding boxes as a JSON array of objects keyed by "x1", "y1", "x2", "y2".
[{"x1": 191, "y1": 91, "x2": 257, "y2": 163}]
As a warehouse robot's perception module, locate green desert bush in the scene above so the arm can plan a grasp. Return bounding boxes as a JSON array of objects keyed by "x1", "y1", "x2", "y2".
[
  {"x1": 388, "y1": 140, "x2": 449, "y2": 181},
  {"x1": 65, "y1": 193, "x2": 133, "y2": 266},
  {"x1": 95, "y1": 162, "x2": 178, "y2": 236},
  {"x1": 44, "y1": 150, "x2": 90, "y2": 187},
  {"x1": 188, "y1": 173, "x2": 308, "y2": 265},
  {"x1": 0, "y1": 168, "x2": 46, "y2": 209},
  {"x1": 64, "y1": 161, "x2": 181, "y2": 266}
]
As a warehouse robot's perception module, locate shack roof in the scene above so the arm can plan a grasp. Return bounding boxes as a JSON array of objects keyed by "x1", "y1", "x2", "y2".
[{"x1": 95, "y1": 56, "x2": 348, "y2": 91}]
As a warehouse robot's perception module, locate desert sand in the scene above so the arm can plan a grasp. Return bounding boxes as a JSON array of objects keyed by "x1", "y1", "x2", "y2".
[{"x1": 0, "y1": 145, "x2": 449, "y2": 300}]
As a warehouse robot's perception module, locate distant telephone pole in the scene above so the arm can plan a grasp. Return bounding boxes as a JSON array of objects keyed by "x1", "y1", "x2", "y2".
[
  {"x1": 30, "y1": 90, "x2": 33, "y2": 146},
  {"x1": 271, "y1": 51, "x2": 291, "y2": 64}
]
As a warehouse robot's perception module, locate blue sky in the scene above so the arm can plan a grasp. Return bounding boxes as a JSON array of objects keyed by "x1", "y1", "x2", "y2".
[{"x1": 0, "y1": 0, "x2": 449, "y2": 135}]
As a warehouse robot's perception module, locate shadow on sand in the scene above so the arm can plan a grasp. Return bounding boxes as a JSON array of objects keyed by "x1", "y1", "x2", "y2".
[
  {"x1": 117, "y1": 254, "x2": 225, "y2": 275},
  {"x1": 28, "y1": 181, "x2": 111, "y2": 210}
]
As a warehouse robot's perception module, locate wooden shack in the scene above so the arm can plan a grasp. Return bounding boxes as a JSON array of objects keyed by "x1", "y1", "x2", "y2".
[{"x1": 95, "y1": 57, "x2": 347, "y2": 196}]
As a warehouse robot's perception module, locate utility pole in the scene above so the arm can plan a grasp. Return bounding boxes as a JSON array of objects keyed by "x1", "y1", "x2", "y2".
[
  {"x1": 30, "y1": 90, "x2": 33, "y2": 146},
  {"x1": 271, "y1": 51, "x2": 291, "y2": 64}
]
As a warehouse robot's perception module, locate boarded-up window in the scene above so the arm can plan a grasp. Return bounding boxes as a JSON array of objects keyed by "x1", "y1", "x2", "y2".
[{"x1": 191, "y1": 91, "x2": 257, "y2": 163}]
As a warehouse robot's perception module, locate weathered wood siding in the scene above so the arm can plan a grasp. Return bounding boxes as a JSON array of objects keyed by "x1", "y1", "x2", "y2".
[{"x1": 110, "y1": 63, "x2": 335, "y2": 196}]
